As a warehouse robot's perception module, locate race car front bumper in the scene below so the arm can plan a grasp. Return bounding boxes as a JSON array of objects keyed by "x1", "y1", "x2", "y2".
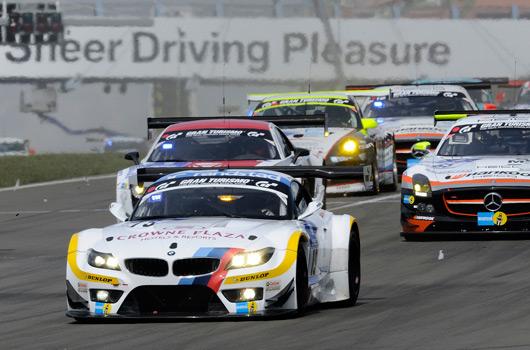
[{"x1": 400, "y1": 188, "x2": 530, "y2": 236}]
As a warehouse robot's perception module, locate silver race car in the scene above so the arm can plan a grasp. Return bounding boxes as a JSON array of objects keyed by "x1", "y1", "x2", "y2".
[{"x1": 401, "y1": 109, "x2": 530, "y2": 239}]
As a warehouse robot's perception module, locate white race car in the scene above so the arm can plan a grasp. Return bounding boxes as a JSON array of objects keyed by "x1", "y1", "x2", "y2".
[
  {"x1": 116, "y1": 117, "x2": 322, "y2": 215},
  {"x1": 401, "y1": 109, "x2": 530, "y2": 239},
  {"x1": 66, "y1": 167, "x2": 363, "y2": 319},
  {"x1": 355, "y1": 84, "x2": 479, "y2": 174}
]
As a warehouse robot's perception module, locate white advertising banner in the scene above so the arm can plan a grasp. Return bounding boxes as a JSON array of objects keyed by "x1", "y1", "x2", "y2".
[{"x1": 0, "y1": 17, "x2": 528, "y2": 81}]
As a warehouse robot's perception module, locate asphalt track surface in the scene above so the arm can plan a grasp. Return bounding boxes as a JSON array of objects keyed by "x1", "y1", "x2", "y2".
[{"x1": 2, "y1": 177, "x2": 530, "y2": 349}]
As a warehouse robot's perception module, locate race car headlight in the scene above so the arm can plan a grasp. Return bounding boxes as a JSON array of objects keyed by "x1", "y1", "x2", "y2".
[
  {"x1": 131, "y1": 185, "x2": 145, "y2": 199},
  {"x1": 412, "y1": 174, "x2": 432, "y2": 198},
  {"x1": 342, "y1": 139, "x2": 357, "y2": 153},
  {"x1": 226, "y1": 247, "x2": 275, "y2": 270},
  {"x1": 87, "y1": 249, "x2": 121, "y2": 270}
]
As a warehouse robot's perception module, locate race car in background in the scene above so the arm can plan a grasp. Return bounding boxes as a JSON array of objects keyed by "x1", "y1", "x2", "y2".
[
  {"x1": 67, "y1": 166, "x2": 363, "y2": 319},
  {"x1": 353, "y1": 84, "x2": 479, "y2": 174},
  {"x1": 116, "y1": 117, "x2": 320, "y2": 215},
  {"x1": 401, "y1": 109, "x2": 530, "y2": 240},
  {"x1": 0, "y1": 137, "x2": 32, "y2": 156},
  {"x1": 249, "y1": 91, "x2": 398, "y2": 195},
  {"x1": 411, "y1": 77, "x2": 508, "y2": 110}
]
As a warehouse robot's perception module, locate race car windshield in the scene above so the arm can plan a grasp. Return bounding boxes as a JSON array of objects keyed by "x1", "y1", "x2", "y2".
[
  {"x1": 363, "y1": 96, "x2": 475, "y2": 118},
  {"x1": 131, "y1": 186, "x2": 291, "y2": 220},
  {"x1": 254, "y1": 104, "x2": 360, "y2": 128},
  {"x1": 438, "y1": 127, "x2": 530, "y2": 156},
  {"x1": 147, "y1": 129, "x2": 280, "y2": 162}
]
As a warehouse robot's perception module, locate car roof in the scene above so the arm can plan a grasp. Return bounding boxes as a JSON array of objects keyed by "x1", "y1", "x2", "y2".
[
  {"x1": 258, "y1": 91, "x2": 351, "y2": 101},
  {"x1": 381, "y1": 84, "x2": 469, "y2": 94},
  {"x1": 0, "y1": 137, "x2": 25, "y2": 143},
  {"x1": 165, "y1": 118, "x2": 272, "y2": 132}
]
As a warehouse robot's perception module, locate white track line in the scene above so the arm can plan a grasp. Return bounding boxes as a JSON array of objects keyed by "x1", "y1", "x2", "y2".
[
  {"x1": 327, "y1": 193, "x2": 401, "y2": 211},
  {"x1": 0, "y1": 174, "x2": 115, "y2": 192}
]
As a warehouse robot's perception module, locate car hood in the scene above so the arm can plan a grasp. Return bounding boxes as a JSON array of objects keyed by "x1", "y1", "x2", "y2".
[
  {"x1": 416, "y1": 155, "x2": 530, "y2": 185},
  {"x1": 282, "y1": 127, "x2": 354, "y2": 155},
  {"x1": 94, "y1": 217, "x2": 296, "y2": 258},
  {"x1": 377, "y1": 117, "x2": 452, "y2": 140}
]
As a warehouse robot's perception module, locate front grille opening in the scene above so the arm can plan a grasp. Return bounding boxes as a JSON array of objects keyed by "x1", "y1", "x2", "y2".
[
  {"x1": 173, "y1": 257, "x2": 220, "y2": 276},
  {"x1": 125, "y1": 258, "x2": 169, "y2": 277}
]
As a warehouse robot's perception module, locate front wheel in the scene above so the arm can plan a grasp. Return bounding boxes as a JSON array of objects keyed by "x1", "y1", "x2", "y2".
[
  {"x1": 295, "y1": 245, "x2": 309, "y2": 316},
  {"x1": 344, "y1": 232, "x2": 361, "y2": 306}
]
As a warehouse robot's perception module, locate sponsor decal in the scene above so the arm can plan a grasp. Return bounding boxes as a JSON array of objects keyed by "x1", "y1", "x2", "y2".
[
  {"x1": 493, "y1": 211, "x2": 508, "y2": 226},
  {"x1": 248, "y1": 301, "x2": 258, "y2": 314},
  {"x1": 235, "y1": 301, "x2": 258, "y2": 314},
  {"x1": 266, "y1": 280, "x2": 281, "y2": 291},
  {"x1": 445, "y1": 171, "x2": 530, "y2": 179},
  {"x1": 407, "y1": 159, "x2": 420, "y2": 168},
  {"x1": 78, "y1": 282, "x2": 87, "y2": 293},
  {"x1": 233, "y1": 272, "x2": 270, "y2": 283},
  {"x1": 116, "y1": 229, "x2": 246, "y2": 241},
  {"x1": 85, "y1": 274, "x2": 116, "y2": 283},
  {"x1": 414, "y1": 215, "x2": 434, "y2": 221},
  {"x1": 403, "y1": 194, "x2": 414, "y2": 204},
  {"x1": 477, "y1": 211, "x2": 507, "y2": 226},
  {"x1": 95, "y1": 302, "x2": 112, "y2": 315}
]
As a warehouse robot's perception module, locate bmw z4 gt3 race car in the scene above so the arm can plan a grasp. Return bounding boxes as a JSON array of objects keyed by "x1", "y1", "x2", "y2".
[
  {"x1": 116, "y1": 117, "x2": 321, "y2": 215},
  {"x1": 401, "y1": 109, "x2": 530, "y2": 239},
  {"x1": 67, "y1": 167, "x2": 362, "y2": 319},
  {"x1": 250, "y1": 91, "x2": 397, "y2": 195}
]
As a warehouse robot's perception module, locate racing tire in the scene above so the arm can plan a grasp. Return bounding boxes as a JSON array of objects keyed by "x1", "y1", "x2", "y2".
[
  {"x1": 343, "y1": 232, "x2": 361, "y2": 307},
  {"x1": 369, "y1": 161, "x2": 380, "y2": 195},
  {"x1": 295, "y1": 245, "x2": 309, "y2": 316},
  {"x1": 381, "y1": 147, "x2": 398, "y2": 192}
]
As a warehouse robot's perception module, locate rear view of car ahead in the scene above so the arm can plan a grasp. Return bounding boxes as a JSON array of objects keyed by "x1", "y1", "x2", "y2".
[
  {"x1": 67, "y1": 167, "x2": 362, "y2": 319},
  {"x1": 116, "y1": 118, "x2": 317, "y2": 215},
  {"x1": 251, "y1": 92, "x2": 397, "y2": 195},
  {"x1": 401, "y1": 109, "x2": 530, "y2": 240},
  {"x1": 358, "y1": 84, "x2": 478, "y2": 174}
]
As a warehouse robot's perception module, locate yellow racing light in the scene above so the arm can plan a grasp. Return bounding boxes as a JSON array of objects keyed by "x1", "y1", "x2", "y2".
[
  {"x1": 324, "y1": 130, "x2": 329, "y2": 137},
  {"x1": 343, "y1": 140, "x2": 357, "y2": 152},
  {"x1": 218, "y1": 195, "x2": 242, "y2": 202},
  {"x1": 133, "y1": 185, "x2": 145, "y2": 197}
]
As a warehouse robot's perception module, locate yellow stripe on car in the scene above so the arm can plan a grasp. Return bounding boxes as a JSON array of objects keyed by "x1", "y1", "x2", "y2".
[
  {"x1": 224, "y1": 231, "x2": 308, "y2": 285},
  {"x1": 67, "y1": 233, "x2": 120, "y2": 285}
]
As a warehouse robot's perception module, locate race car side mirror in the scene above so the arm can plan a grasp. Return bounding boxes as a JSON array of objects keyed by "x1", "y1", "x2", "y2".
[
  {"x1": 361, "y1": 118, "x2": 378, "y2": 130},
  {"x1": 293, "y1": 147, "x2": 310, "y2": 161},
  {"x1": 298, "y1": 200, "x2": 324, "y2": 220},
  {"x1": 109, "y1": 202, "x2": 129, "y2": 222},
  {"x1": 411, "y1": 141, "x2": 431, "y2": 158},
  {"x1": 125, "y1": 151, "x2": 140, "y2": 165}
]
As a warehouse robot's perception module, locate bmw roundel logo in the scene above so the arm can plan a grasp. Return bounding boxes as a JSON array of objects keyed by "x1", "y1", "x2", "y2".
[{"x1": 167, "y1": 251, "x2": 175, "y2": 256}]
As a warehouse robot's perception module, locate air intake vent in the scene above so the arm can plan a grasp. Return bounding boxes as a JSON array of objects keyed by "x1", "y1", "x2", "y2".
[{"x1": 125, "y1": 258, "x2": 169, "y2": 277}]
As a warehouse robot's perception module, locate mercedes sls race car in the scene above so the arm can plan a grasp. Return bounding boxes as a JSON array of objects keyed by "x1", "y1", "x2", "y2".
[
  {"x1": 401, "y1": 109, "x2": 530, "y2": 239},
  {"x1": 66, "y1": 167, "x2": 362, "y2": 319},
  {"x1": 249, "y1": 91, "x2": 397, "y2": 194},
  {"x1": 353, "y1": 84, "x2": 478, "y2": 174},
  {"x1": 116, "y1": 117, "x2": 321, "y2": 215}
]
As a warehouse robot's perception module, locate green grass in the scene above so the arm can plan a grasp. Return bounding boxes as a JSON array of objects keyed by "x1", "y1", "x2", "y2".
[{"x1": 0, "y1": 153, "x2": 133, "y2": 188}]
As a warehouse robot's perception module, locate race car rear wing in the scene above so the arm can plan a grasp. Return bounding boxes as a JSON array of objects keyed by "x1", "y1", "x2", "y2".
[
  {"x1": 434, "y1": 109, "x2": 530, "y2": 125},
  {"x1": 130, "y1": 165, "x2": 369, "y2": 186},
  {"x1": 147, "y1": 115, "x2": 329, "y2": 138}
]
